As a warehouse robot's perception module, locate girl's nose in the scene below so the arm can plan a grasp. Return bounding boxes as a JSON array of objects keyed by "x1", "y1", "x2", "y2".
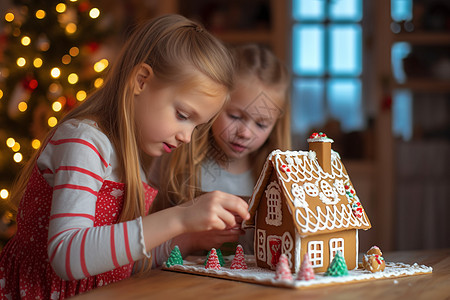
[
  {"x1": 176, "y1": 127, "x2": 192, "y2": 144},
  {"x1": 235, "y1": 122, "x2": 253, "y2": 139}
]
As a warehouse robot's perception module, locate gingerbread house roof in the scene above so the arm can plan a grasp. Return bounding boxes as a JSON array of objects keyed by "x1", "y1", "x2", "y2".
[{"x1": 243, "y1": 142, "x2": 371, "y2": 237}]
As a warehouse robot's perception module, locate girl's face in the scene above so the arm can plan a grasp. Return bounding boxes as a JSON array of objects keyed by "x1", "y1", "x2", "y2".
[
  {"x1": 211, "y1": 75, "x2": 283, "y2": 163},
  {"x1": 134, "y1": 65, "x2": 226, "y2": 157}
]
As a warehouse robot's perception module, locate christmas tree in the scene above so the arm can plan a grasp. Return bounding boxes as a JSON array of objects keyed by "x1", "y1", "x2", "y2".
[
  {"x1": 205, "y1": 248, "x2": 221, "y2": 270},
  {"x1": 325, "y1": 251, "x2": 348, "y2": 277},
  {"x1": 274, "y1": 254, "x2": 292, "y2": 281},
  {"x1": 0, "y1": 0, "x2": 119, "y2": 197},
  {"x1": 165, "y1": 245, "x2": 183, "y2": 267},
  {"x1": 297, "y1": 253, "x2": 315, "y2": 281},
  {"x1": 204, "y1": 247, "x2": 225, "y2": 267},
  {"x1": 230, "y1": 244, "x2": 247, "y2": 270}
]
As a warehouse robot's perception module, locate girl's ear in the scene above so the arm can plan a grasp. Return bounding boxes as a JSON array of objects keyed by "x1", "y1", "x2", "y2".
[{"x1": 134, "y1": 63, "x2": 154, "y2": 95}]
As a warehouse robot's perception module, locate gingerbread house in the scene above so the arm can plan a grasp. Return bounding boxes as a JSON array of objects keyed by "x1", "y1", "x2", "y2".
[{"x1": 242, "y1": 133, "x2": 371, "y2": 273}]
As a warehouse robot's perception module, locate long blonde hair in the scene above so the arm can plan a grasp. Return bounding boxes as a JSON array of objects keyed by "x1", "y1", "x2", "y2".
[
  {"x1": 154, "y1": 43, "x2": 291, "y2": 211},
  {"x1": 10, "y1": 14, "x2": 234, "y2": 224}
]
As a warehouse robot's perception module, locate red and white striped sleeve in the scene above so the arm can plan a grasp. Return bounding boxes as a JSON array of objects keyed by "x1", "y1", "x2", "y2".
[{"x1": 38, "y1": 119, "x2": 150, "y2": 280}]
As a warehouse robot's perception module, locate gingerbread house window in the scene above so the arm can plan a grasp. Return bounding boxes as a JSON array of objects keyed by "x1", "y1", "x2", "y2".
[
  {"x1": 265, "y1": 181, "x2": 282, "y2": 226},
  {"x1": 329, "y1": 238, "x2": 345, "y2": 259},
  {"x1": 308, "y1": 241, "x2": 323, "y2": 268}
]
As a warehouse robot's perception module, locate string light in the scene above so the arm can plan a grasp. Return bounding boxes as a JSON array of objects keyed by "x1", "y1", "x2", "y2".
[
  {"x1": 69, "y1": 47, "x2": 79, "y2": 57},
  {"x1": 76, "y1": 90, "x2": 87, "y2": 101},
  {"x1": 35, "y1": 10, "x2": 46, "y2": 19},
  {"x1": 94, "y1": 78, "x2": 104, "y2": 88},
  {"x1": 6, "y1": 138, "x2": 15, "y2": 148},
  {"x1": 16, "y1": 57, "x2": 26, "y2": 67},
  {"x1": 65, "y1": 23, "x2": 77, "y2": 35},
  {"x1": 62, "y1": 54, "x2": 71, "y2": 64},
  {"x1": 33, "y1": 57, "x2": 43, "y2": 68},
  {"x1": 89, "y1": 8, "x2": 100, "y2": 19},
  {"x1": 5, "y1": 13, "x2": 14, "y2": 22},
  {"x1": 94, "y1": 59, "x2": 108, "y2": 72},
  {"x1": 31, "y1": 139, "x2": 41, "y2": 149},
  {"x1": 11, "y1": 142, "x2": 20, "y2": 152},
  {"x1": 0, "y1": 89, "x2": 3, "y2": 99},
  {"x1": 52, "y1": 100, "x2": 62, "y2": 112},
  {"x1": 48, "y1": 116, "x2": 58, "y2": 127},
  {"x1": 18, "y1": 101, "x2": 28, "y2": 112},
  {"x1": 21, "y1": 36, "x2": 31, "y2": 46},
  {"x1": 50, "y1": 67, "x2": 61, "y2": 78},
  {"x1": 0, "y1": 189, "x2": 9, "y2": 199},
  {"x1": 13, "y1": 153, "x2": 23, "y2": 163},
  {"x1": 55, "y1": 3, "x2": 66, "y2": 13},
  {"x1": 67, "y1": 73, "x2": 78, "y2": 84}
]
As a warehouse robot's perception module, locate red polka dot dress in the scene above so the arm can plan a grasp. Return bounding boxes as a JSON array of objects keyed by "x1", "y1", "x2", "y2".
[{"x1": 0, "y1": 119, "x2": 158, "y2": 299}]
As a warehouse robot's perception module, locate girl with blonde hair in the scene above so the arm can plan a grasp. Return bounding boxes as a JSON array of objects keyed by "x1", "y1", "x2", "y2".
[
  {"x1": 0, "y1": 14, "x2": 249, "y2": 299},
  {"x1": 152, "y1": 43, "x2": 291, "y2": 257}
]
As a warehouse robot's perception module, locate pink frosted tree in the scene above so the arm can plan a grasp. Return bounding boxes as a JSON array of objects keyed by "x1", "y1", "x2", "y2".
[
  {"x1": 205, "y1": 248, "x2": 221, "y2": 270},
  {"x1": 274, "y1": 254, "x2": 292, "y2": 281},
  {"x1": 297, "y1": 253, "x2": 315, "y2": 281},
  {"x1": 230, "y1": 244, "x2": 247, "y2": 269}
]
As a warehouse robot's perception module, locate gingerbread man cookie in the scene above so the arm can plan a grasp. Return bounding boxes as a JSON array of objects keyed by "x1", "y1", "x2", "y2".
[{"x1": 362, "y1": 246, "x2": 385, "y2": 273}]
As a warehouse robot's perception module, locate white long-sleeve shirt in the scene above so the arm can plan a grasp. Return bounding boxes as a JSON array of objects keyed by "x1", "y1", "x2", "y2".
[{"x1": 37, "y1": 119, "x2": 170, "y2": 280}]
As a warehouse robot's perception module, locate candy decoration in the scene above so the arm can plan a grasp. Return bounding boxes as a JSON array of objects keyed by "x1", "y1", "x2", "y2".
[
  {"x1": 204, "y1": 248, "x2": 225, "y2": 267},
  {"x1": 325, "y1": 251, "x2": 348, "y2": 277},
  {"x1": 205, "y1": 248, "x2": 221, "y2": 270},
  {"x1": 165, "y1": 245, "x2": 183, "y2": 267},
  {"x1": 297, "y1": 253, "x2": 315, "y2": 281},
  {"x1": 280, "y1": 164, "x2": 291, "y2": 173},
  {"x1": 230, "y1": 244, "x2": 247, "y2": 269},
  {"x1": 274, "y1": 254, "x2": 292, "y2": 281},
  {"x1": 363, "y1": 246, "x2": 386, "y2": 273}
]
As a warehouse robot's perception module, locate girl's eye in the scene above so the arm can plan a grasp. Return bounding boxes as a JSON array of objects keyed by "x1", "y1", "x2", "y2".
[
  {"x1": 229, "y1": 114, "x2": 240, "y2": 120},
  {"x1": 256, "y1": 123, "x2": 268, "y2": 129},
  {"x1": 176, "y1": 111, "x2": 188, "y2": 121}
]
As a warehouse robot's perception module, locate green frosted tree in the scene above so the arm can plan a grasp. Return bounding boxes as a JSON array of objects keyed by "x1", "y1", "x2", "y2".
[
  {"x1": 325, "y1": 251, "x2": 348, "y2": 277},
  {"x1": 165, "y1": 245, "x2": 183, "y2": 267}
]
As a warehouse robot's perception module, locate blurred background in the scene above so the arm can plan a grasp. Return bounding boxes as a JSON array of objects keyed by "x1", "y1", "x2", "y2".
[{"x1": 0, "y1": 0, "x2": 449, "y2": 253}]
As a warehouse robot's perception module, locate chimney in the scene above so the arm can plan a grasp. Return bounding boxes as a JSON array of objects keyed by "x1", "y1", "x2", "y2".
[{"x1": 307, "y1": 132, "x2": 334, "y2": 173}]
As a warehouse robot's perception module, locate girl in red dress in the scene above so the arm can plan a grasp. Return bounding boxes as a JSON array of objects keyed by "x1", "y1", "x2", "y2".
[{"x1": 0, "y1": 14, "x2": 249, "y2": 299}]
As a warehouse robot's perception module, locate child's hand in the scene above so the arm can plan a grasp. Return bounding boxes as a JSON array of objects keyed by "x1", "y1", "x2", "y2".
[{"x1": 179, "y1": 191, "x2": 250, "y2": 233}]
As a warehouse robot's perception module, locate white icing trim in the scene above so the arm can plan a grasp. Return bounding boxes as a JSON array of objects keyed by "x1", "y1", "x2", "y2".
[
  {"x1": 265, "y1": 181, "x2": 282, "y2": 226},
  {"x1": 257, "y1": 229, "x2": 266, "y2": 261},
  {"x1": 295, "y1": 232, "x2": 301, "y2": 273},
  {"x1": 355, "y1": 230, "x2": 359, "y2": 270},
  {"x1": 329, "y1": 237, "x2": 345, "y2": 260},
  {"x1": 307, "y1": 241, "x2": 324, "y2": 268},
  {"x1": 307, "y1": 136, "x2": 334, "y2": 143},
  {"x1": 282, "y1": 232, "x2": 294, "y2": 268},
  {"x1": 166, "y1": 257, "x2": 433, "y2": 289}
]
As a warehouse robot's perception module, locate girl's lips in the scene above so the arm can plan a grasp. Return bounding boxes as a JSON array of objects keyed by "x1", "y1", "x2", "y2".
[
  {"x1": 163, "y1": 143, "x2": 175, "y2": 153},
  {"x1": 230, "y1": 142, "x2": 246, "y2": 153}
]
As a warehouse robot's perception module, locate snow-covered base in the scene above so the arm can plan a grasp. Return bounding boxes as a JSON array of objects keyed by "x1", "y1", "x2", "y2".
[{"x1": 162, "y1": 255, "x2": 433, "y2": 289}]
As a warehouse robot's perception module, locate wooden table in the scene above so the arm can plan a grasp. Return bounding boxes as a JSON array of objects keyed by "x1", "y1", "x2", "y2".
[{"x1": 74, "y1": 248, "x2": 450, "y2": 299}]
